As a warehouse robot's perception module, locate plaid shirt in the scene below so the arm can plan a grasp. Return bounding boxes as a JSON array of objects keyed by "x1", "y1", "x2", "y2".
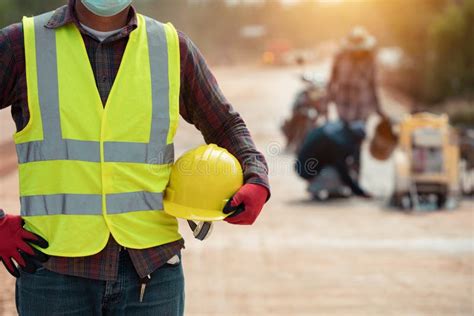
[
  {"x1": 0, "y1": 1, "x2": 269, "y2": 281},
  {"x1": 326, "y1": 50, "x2": 380, "y2": 122}
]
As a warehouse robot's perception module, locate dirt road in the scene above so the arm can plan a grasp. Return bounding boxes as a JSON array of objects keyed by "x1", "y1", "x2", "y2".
[{"x1": 0, "y1": 65, "x2": 473, "y2": 315}]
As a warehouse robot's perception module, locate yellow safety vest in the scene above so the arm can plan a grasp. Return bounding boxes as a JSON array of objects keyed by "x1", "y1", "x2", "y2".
[{"x1": 16, "y1": 11, "x2": 182, "y2": 256}]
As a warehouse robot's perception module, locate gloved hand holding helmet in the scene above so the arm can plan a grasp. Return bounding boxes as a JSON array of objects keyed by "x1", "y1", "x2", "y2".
[
  {"x1": 223, "y1": 183, "x2": 268, "y2": 225},
  {"x1": 0, "y1": 209, "x2": 49, "y2": 277},
  {"x1": 163, "y1": 144, "x2": 268, "y2": 239}
]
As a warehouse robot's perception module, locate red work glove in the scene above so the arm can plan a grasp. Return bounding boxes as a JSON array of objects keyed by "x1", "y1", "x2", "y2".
[
  {"x1": 0, "y1": 209, "x2": 49, "y2": 277},
  {"x1": 223, "y1": 184, "x2": 269, "y2": 225}
]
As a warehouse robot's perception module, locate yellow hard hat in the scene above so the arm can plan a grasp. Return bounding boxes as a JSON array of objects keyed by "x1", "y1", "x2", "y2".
[{"x1": 163, "y1": 144, "x2": 244, "y2": 221}]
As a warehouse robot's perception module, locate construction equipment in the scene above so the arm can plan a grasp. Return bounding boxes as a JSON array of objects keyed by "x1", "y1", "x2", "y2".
[{"x1": 391, "y1": 113, "x2": 460, "y2": 210}]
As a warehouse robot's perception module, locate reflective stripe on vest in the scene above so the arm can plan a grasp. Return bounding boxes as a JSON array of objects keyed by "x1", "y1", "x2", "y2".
[
  {"x1": 17, "y1": 11, "x2": 182, "y2": 255},
  {"x1": 21, "y1": 191, "x2": 163, "y2": 216}
]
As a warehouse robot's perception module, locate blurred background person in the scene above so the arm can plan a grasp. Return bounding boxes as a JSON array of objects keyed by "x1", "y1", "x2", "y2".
[
  {"x1": 323, "y1": 26, "x2": 384, "y2": 123},
  {"x1": 295, "y1": 121, "x2": 371, "y2": 199}
]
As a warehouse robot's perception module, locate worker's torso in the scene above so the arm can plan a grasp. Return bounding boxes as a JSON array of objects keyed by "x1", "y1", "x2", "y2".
[
  {"x1": 330, "y1": 52, "x2": 378, "y2": 121},
  {"x1": 15, "y1": 11, "x2": 182, "y2": 256}
]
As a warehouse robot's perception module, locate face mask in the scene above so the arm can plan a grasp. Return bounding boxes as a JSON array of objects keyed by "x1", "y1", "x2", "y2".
[{"x1": 81, "y1": 0, "x2": 133, "y2": 17}]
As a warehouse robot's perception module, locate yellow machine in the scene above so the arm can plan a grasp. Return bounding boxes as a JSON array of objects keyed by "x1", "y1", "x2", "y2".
[{"x1": 392, "y1": 113, "x2": 460, "y2": 210}]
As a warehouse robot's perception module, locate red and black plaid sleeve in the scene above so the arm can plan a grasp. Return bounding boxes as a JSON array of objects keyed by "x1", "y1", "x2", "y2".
[{"x1": 178, "y1": 32, "x2": 270, "y2": 192}]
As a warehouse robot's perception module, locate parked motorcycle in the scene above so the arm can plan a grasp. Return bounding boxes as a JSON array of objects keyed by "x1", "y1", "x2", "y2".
[{"x1": 281, "y1": 72, "x2": 327, "y2": 152}]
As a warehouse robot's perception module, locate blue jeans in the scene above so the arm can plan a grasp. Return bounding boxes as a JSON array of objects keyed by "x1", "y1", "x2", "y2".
[{"x1": 15, "y1": 251, "x2": 185, "y2": 316}]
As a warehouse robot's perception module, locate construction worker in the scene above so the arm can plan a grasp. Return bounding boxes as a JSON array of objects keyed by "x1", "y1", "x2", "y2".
[
  {"x1": 322, "y1": 26, "x2": 383, "y2": 123},
  {"x1": 0, "y1": 1, "x2": 270, "y2": 315},
  {"x1": 295, "y1": 121, "x2": 371, "y2": 198}
]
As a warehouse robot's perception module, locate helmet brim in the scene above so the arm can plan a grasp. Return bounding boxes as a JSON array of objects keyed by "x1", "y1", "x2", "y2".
[{"x1": 163, "y1": 200, "x2": 230, "y2": 222}]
